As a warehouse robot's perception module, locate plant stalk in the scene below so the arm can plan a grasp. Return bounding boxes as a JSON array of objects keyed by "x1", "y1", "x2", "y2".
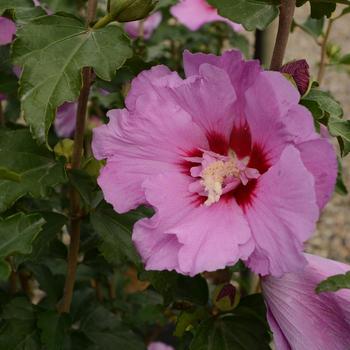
[
  {"x1": 58, "y1": 0, "x2": 97, "y2": 314},
  {"x1": 270, "y1": 0, "x2": 296, "y2": 70},
  {"x1": 0, "y1": 101, "x2": 4, "y2": 127},
  {"x1": 317, "y1": 18, "x2": 333, "y2": 85}
]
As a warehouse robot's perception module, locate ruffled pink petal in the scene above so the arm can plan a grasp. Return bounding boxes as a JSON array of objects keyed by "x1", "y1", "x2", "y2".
[
  {"x1": 165, "y1": 63, "x2": 237, "y2": 140},
  {"x1": 284, "y1": 105, "x2": 318, "y2": 144},
  {"x1": 262, "y1": 254, "x2": 350, "y2": 350},
  {"x1": 171, "y1": 0, "x2": 241, "y2": 31},
  {"x1": 93, "y1": 105, "x2": 208, "y2": 213},
  {"x1": 124, "y1": 11, "x2": 162, "y2": 40},
  {"x1": 283, "y1": 105, "x2": 337, "y2": 209},
  {"x1": 244, "y1": 146, "x2": 319, "y2": 276},
  {"x1": 0, "y1": 17, "x2": 16, "y2": 46},
  {"x1": 54, "y1": 102, "x2": 77, "y2": 138},
  {"x1": 148, "y1": 342, "x2": 174, "y2": 350},
  {"x1": 244, "y1": 71, "x2": 300, "y2": 167},
  {"x1": 125, "y1": 65, "x2": 181, "y2": 112},
  {"x1": 266, "y1": 309, "x2": 291, "y2": 350},
  {"x1": 134, "y1": 173, "x2": 253, "y2": 276},
  {"x1": 171, "y1": 0, "x2": 221, "y2": 31},
  {"x1": 297, "y1": 139, "x2": 337, "y2": 209},
  {"x1": 126, "y1": 62, "x2": 238, "y2": 144},
  {"x1": 183, "y1": 50, "x2": 261, "y2": 100}
]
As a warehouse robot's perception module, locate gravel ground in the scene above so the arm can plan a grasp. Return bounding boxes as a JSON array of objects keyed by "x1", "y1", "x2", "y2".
[{"x1": 286, "y1": 6, "x2": 350, "y2": 262}]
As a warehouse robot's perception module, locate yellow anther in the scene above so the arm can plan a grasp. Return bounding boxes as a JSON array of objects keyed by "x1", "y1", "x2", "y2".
[{"x1": 201, "y1": 159, "x2": 239, "y2": 206}]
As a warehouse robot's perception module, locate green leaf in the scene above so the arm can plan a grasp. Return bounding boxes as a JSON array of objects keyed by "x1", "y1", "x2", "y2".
[
  {"x1": 190, "y1": 295, "x2": 271, "y2": 350},
  {"x1": 0, "y1": 167, "x2": 21, "y2": 182},
  {"x1": 143, "y1": 271, "x2": 209, "y2": 305},
  {"x1": 0, "y1": 298, "x2": 40, "y2": 350},
  {"x1": 18, "y1": 212, "x2": 67, "y2": 263},
  {"x1": 0, "y1": 129, "x2": 67, "y2": 212},
  {"x1": 37, "y1": 311, "x2": 71, "y2": 350},
  {"x1": 297, "y1": 0, "x2": 337, "y2": 18},
  {"x1": 301, "y1": 88, "x2": 343, "y2": 121},
  {"x1": 40, "y1": 0, "x2": 79, "y2": 14},
  {"x1": 335, "y1": 158, "x2": 348, "y2": 195},
  {"x1": 310, "y1": 1, "x2": 336, "y2": 18},
  {"x1": 69, "y1": 169, "x2": 101, "y2": 207},
  {"x1": 206, "y1": 0, "x2": 279, "y2": 31},
  {"x1": 12, "y1": 13, "x2": 132, "y2": 143},
  {"x1": 294, "y1": 17, "x2": 324, "y2": 38},
  {"x1": 0, "y1": 213, "x2": 45, "y2": 280},
  {"x1": 90, "y1": 202, "x2": 146, "y2": 266},
  {"x1": 339, "y1": 53, "x2": 350, "y2": 65},
  {"x1": 328, "y1": 117, "x2": 350, "y2": 156},
  {"x1": 316, "y1": 271, "x2": 350, "y2": 292},
  {"x1": 80, "y1": 305, "x2": 146, "y2": 350},
  {"x1": 0, "y1": 0, "x2": 45, "y2": 22}
]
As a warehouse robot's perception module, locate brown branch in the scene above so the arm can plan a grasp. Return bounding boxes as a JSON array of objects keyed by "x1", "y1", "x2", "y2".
[
  {"x1": 317, "y1": 18, "x2": 333, "y2": 85},
  {"x1": 270, "y1": 0, "x2": 296, "y2": 71},
  {"x1": 0, "y1": 101, "x2": 4, "y2": 127},
  {"x1": 58, "y1": 0, "x2": 97, "y2": 314}
]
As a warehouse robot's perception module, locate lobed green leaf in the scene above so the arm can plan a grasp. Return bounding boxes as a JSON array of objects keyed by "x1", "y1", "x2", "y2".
[
  {"x1": 0, "y1": 129, "x2": 67, "y2": 212},
  {"x1": 12, "y1": 13, "x2": 132, "y2": 143}
]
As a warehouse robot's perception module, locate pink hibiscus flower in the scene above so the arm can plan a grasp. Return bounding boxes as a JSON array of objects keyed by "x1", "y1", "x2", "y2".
[
  {"x1": 0, "y1": 17, "x2": 16, "y2": 45},
  {"x1": 54, "y1": 102, "x2": 78, "y2": 138},
  {"x1": 92, "y1": 50, "x2": 337, "y2": 277},
  {"x1": 148, "y1": 342, "x2": 174, "y2": 350},
  {"x1": 262, "y1": 254, "x2": 350, "y2": 349},
  {"x1": 125, "y1": 12, "x2": 162, "y2": 40},
  {"x1": 170, "y1": 0, "x2": 242, "y2": 31}
]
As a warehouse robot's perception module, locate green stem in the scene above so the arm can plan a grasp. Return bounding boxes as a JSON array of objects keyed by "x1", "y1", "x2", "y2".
[
  {"x1": 0, "y1": 101, "x2": 4, "y2": 127},
  {"x1": 317, "y1": 18, "x2": 333, "y2": 85},
  {"x1": 93, "y1": 14, "x2": 114, "y2": 29}
]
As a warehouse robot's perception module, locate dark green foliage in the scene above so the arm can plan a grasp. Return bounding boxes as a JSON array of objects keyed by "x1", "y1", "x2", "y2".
[
  {"x1": 316, "y1": 271, "x2": 350, "y2": 292},
  {"x1": 207, "y1": 0, "x2": 279, "y2": 30}
]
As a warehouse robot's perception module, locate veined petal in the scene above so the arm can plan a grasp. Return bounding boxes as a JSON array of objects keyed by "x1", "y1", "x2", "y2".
[
  {"x1": 284, "y1": 105, "x2": 337, "y2": 209},
  {"x1": 134, "y1": 173, "x2": 253, "y2": 276},
  {"x1": 125, "y1": 65, "x2": 182, "y2": 112},
  {"x1": 171, "y1": 0, "x2": 228, "y2": 31},
  {"x1": 244, "y1": 71, "x2": 300, "y2": 167},
  {"x1": 93, "y1": 105, "x2": 208, "y2": 213},
  {"x1": 262, "y1": 254, "x2": 350, "y2": 350},
  {"x1": 166, "y1": 63, "x2": 237, "y2": 140},
  {"x1": 244, "y1": 146, "x2": 319, "y2": 276},
  {"x1": 0, "y1": 17, "x2": 16, "y2": 46}
]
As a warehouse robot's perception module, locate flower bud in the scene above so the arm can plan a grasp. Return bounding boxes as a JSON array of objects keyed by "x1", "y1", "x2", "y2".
[
  {"x1": 280, "y1": 59, "x2": 311, "y2": 97},
  {"x1": 108, "y1": 0, "x2": 157, "y2": 23},
  {"x1": 212, "y1": 283, "x2": 240, "y2": 311},
  {"x1": 54, "y1": 139, "x2": 74, "y2": 162}
]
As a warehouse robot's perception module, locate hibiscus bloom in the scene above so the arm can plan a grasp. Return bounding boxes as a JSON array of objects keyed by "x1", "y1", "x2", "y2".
[
  {"x1": 170, "y1": 0, "x2": 242, "y2": 32},
  {"x1": 125, "y1": 12, "x2": 162, "y2": 40},
  {"x1": 92, "y1": 50, "x2": 337, "y2": 277},
  {"x1": 262, "y1": 254, "x2": 350, "y2": 349},
  {"x1": 54, "y1": 102, "x2": 102, "y2": 138},
  {"x1": 148, "y1": 342, "x2": 174, "y2": 350},
  {"x1": 54, "y1": 102, "x2": 78, "y2": 138},
  {"x1": 0, "y1": 17, "x2": 16, "y2": 46}
]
